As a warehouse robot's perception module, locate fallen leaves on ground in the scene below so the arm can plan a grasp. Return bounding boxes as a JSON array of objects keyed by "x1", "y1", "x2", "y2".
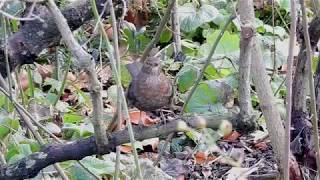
[
  {"x1": 223, "y1": 130, "x2": 241, "y2": 141},
  {"x1": 128, "y1": 110, "x2": 160, "y2": 126},
  {"x1": 194, "y1": 151, "x2": 217, "y2": 165}
]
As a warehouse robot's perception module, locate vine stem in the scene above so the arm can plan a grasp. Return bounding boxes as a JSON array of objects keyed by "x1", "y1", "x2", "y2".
[
  {"x1": 182, "y1": 14, "x2": 236, "y2": 112},
  {"x1": 139, "y1": 0, "x2": 176, "y2": 63},
  {"x1": 283, "y1": 0, "x2": 296, "y2": 179}
]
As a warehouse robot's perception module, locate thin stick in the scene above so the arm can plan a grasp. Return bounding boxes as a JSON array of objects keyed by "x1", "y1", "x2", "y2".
[
  {"x1": 106, "y1": 0, "x2": 123, "y2": 179},
  {"x1": 90, "y1": 0, "x2": 142, "y2": 178},
  {"x1": 153, "y1": 132, "x2": 174, "y2": 166},
  {"x1": 300, "y1": 0, "x2": 320, "y2": 175},
  {"x1": 53, "y1": 55, "x2": 71, "y2": 106},
  {"x1": 182, "y1": 14, "x2": 236, "y2": 112},
  {"x1": 171, "y1": 0, "x2": 182, "y2": 54},
  {"x1": 312, "y1": 0, "x2": 320, "y2": 17},
  {"x1": 283, "y1": 0, "x2": 297, "y2": 179},
  {"x1": 2, "y1": 16, "x2": 12, "y2": 100},
  {"x1": 46, "y1": 0, "x2": 109, "y2": 154},
  {"x1": 140, "y1": 0, "x2": 176, "y2": 63}
]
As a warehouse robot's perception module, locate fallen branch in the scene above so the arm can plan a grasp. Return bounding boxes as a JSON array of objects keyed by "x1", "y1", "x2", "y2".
[
  {"x1": 1, "y1": 0, "x2": 125, "y2": 77},
  {"x1": 0, "y1": 116, "x2": 231, "y2": 180}
]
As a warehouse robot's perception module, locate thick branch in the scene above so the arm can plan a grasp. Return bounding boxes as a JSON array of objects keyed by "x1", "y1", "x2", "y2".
[
  {"x1": 0, "y1": 116, "x2": 231, "y2": 180},
  {"x1": 1, "y1": 0, "x2": 124, "y2": 77},
  {"x1": 238, "y1": 0, "x2": 255, "y2": 129}
]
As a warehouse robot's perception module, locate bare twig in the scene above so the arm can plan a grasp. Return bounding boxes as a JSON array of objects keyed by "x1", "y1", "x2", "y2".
[
  {"x1": 300, "y1": 0, "x2": 320, "y2": 174},
  {"x1": 90, "y1": 0, "x2": 142, "y2": 178},
  {"x1": 106, "y1": 0, "x2": 123, "y2": 179},
  {"x1": 46, "y1": 0, "x2": 109, "y2": 154},
  {"x1": 283, "y1": 0, "x2": 297, "y2": 179},
  {"x1": 171, "y1": 0, "x2": 182, "y2": 54},
  {"x1": 153, "y1": 132, "x2": 174, "y2": 166},
  {"x1": 2, "y1": 17, "x2": 12, "y2": 100},
  {"x1": 312, "y1": 0, "x2": 320, "y2": 16}
]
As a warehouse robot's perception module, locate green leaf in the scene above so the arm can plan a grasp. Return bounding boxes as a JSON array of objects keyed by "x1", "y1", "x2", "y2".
[
  {"x1": 20, "y1": 139, "x2": 40, "y2": 152},
  {"x1": 8, "y1": 154, "x2": 25, "y2": 164},
  {"x1": 0, "y1": 117, "x2": 20, "y2": 139},
  {"x1": 46, "y1": 92, "x2": 58, "y2": 104},
  {"x1": 178, "y1": 3, "x2": 219, "y2": 32},
  {"x1": 121, "y1": 63, "x2": 132, "y2": 88},
  {"x1": 160, "y1": 27, "x2": 172, "y2": 43},
  {"x1": 0, "y1": 95, "x2": 7, "y2": 108},
  {"x1": 222, "y1": 74, "x2": 238, "y2": 89},
  {"x1": 63, "y1": 113, "x2": 84, "y2": 124},
  {"x1": 186, "y1": 129, "x2": 202, "y2": 142},
  {"x1": 68, "y1": 163, "x2": 101, "y2": 180},
  {"x1": 177, "y1": 65, "x2": 199, "y2": 93},
  {"x1": 184, "y1": 80, "x2": 233, "y2": 113},
  {"x1": 200, "y1": 31, "x2": 240, "y2": 56},
  {"x1": 181, "y1": 39, "x2": 199, "y2": 56},
  {"x1": 312, "y1": 56, "x2": 318, "y2": 74},
  {"x1": 184, "y1": 82, "x2": 218, "y2": 113},
  {"x1": 278, "y1": 0, "x2": 290, "y2": 11},
  {"x1": 83, "y1": 156, "x2": 115, "y2": 174},
  {"x1": 62, "y1": 123, "x2": 81, "y2": 139},
  {"x1": 204, "y1": 64, "x2": 222, "y2": 79},
  {"x1": 6, "y1": 144, "x2": 32, "y2": 164}
]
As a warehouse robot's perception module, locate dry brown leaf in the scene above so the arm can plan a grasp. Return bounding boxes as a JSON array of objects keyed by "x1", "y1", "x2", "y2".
[
  {"x1": 194, "y1": 151, "x2": 217, "y2": 165},
  {"x1": 128, "y1": 110, "x2": 160, "y2": 126},
  {"x1": 35, "y1": 63, "x2": 54, "y2": 79},
  {"x1": 223, "y1": 131, "x2": 241, "y2": 141},
  {"x1": 120, "y1": 145, "x2": 132, "y2": 153},
  {"x1": 254, "y1": 141, "x2": 268, "y2": 151}
]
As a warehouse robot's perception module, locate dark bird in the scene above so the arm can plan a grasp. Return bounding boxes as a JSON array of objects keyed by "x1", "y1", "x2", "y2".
[{"x1": 126, "y1": 52, "x2": 173, "y2": 123}]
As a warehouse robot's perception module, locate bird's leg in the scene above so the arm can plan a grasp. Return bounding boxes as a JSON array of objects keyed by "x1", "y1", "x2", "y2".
[
  {"x1": 138, "y1": 110, "x2": 143, "y2": 129},
  {"x1": 159, "y1": 110, "x2": 166, "y2": 124},
  {"x1": 170, "y1": 83, "x2": 183, "y2": 113}
]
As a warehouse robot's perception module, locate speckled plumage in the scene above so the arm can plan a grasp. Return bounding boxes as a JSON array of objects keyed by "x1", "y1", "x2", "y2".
[{"x1": 127, "y1": 56, "x2": 173, "y2": 111}]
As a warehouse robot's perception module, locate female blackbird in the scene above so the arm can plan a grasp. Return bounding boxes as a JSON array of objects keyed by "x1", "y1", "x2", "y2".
[{"x1": 126, "y1": 55, "x2": 173, "y2": 112}]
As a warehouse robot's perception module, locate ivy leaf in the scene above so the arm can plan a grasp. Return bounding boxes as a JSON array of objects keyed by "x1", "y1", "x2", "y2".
[
  {"x1": 160, "y1": 27, "x2": 172, "y2": 43},
  {"x1": 177, "y1": 65, "x2": 199, "y2": 93},
  {"x1": 184, "y1": 80, "x2": 233, "y2": 113},
  {"x1": 0, "y1": 117, "x2": 20, "y2": 140},
  {"x1": 278, "y1": 0, "x2": 290, "y2": 11},
  {"x1": 200, "y1": 31, "x2": 240, "y2": 57},
  {"x1": 121, "y1": 63, "x2": 132, "y2": 88},
  {"x1": 79, "y1": 156, "x2": 116, "y2": 176},
  {"x1": 178, "y1": 3, "x2": 219, "y2": 32},
  {"x1": 63, "y1": 113, "x2": 84, "y2": 124}
]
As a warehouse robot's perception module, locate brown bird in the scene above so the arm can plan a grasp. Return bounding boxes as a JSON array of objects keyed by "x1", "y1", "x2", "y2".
[{"x1": 126, "y1": 53, "x2": 173, "y2": 122}]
